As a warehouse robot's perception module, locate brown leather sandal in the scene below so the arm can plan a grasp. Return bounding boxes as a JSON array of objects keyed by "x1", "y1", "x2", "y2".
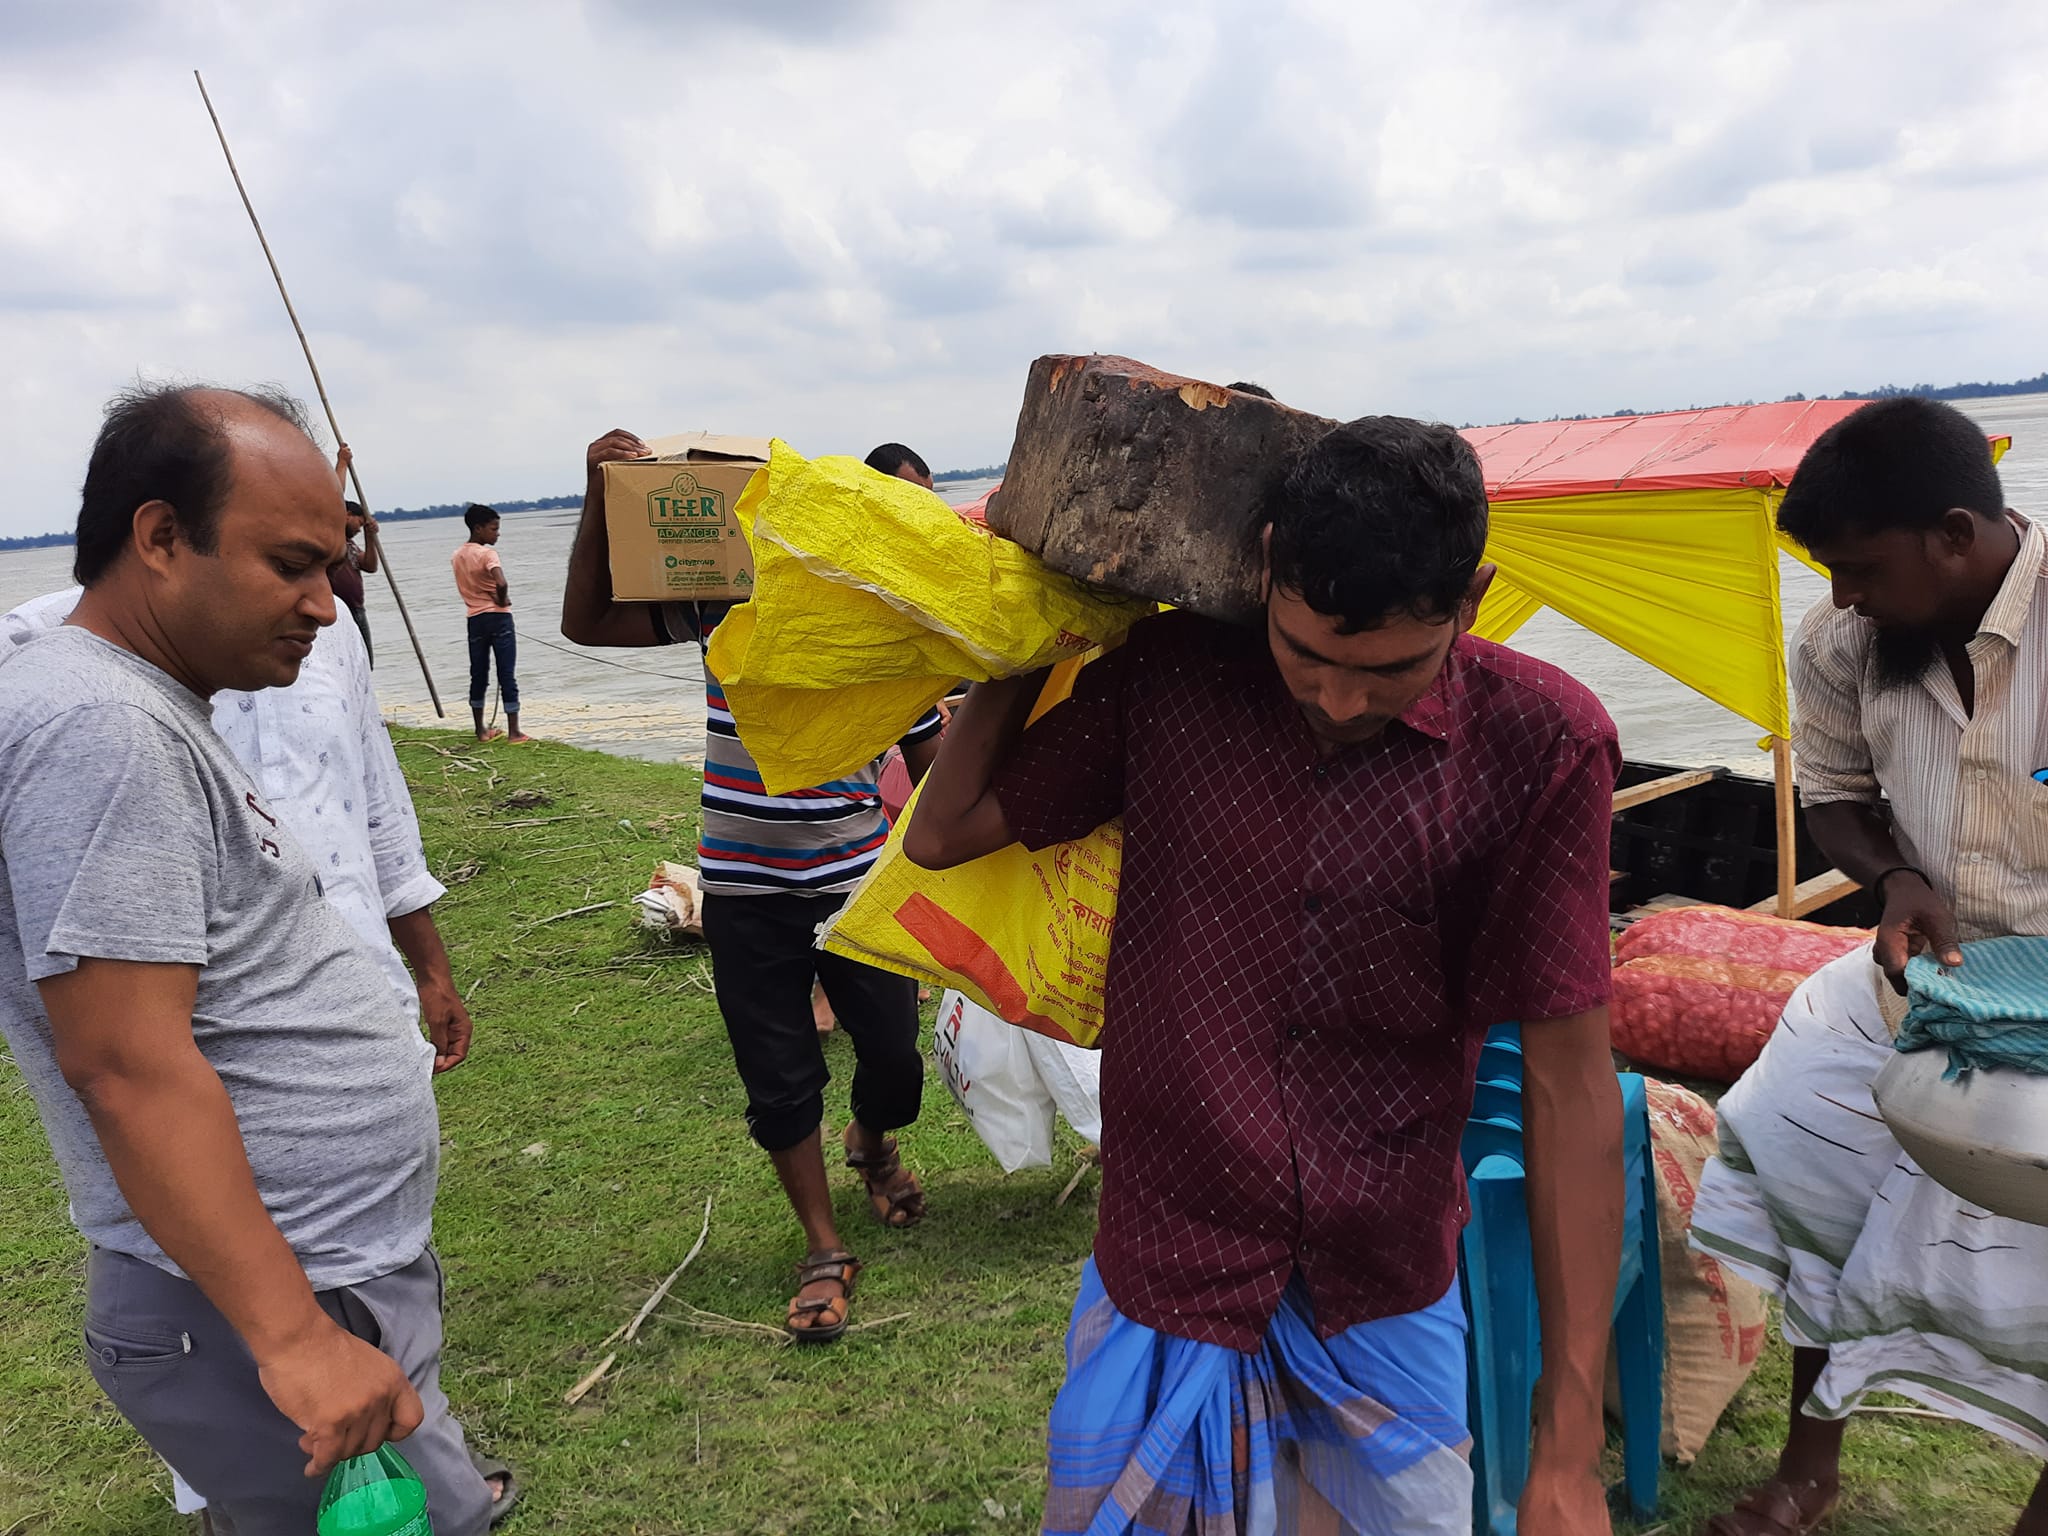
[
  {"x1": 843, "y1": 1126, "x2": 926, "y2": 1229},
  {"x1": 785, "y1": 1249, "x2": 860, "y2": 1344},
  {"x1": 1705, "y1": 1477, "x2": 1839, "y2": 1535}
]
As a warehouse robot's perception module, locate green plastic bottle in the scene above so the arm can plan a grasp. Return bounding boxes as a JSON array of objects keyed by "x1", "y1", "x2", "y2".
[{"x1": 316, "y1": 1445, "x2": 433, "y2": 1536}]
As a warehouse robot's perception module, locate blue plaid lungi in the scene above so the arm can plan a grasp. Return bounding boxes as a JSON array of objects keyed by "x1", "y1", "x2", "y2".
[{"x1": 1043, "y1": 1259, "x2": 1473, "y2": 1535}]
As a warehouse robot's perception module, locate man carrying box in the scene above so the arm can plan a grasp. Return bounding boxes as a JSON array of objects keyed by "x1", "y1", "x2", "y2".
[
  {"x1": 907, "y1": 416, "x2": 1626, "y2": 1535},
  {"x1": 562, "y1": 428, "x2": 942, "y2": 1343}
]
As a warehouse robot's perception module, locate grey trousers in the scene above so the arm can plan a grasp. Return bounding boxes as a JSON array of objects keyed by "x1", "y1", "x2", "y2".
[{"x1": 84, "y1": 1245, "x2": 494, "y2": 1536}]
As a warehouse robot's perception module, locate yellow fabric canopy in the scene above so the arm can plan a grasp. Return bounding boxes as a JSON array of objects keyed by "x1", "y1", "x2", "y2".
[
  {"x1": 1470, "y1": 431, "x2": 2013, "y2": 742},
  {"x1": 1471, "y1": 486, "x2": 1792, "y2": 739}
]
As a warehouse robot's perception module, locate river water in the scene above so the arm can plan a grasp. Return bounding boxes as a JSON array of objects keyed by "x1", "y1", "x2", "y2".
[{"x1": 5, "y1": 396, "x2": 2045, "y2": 776}]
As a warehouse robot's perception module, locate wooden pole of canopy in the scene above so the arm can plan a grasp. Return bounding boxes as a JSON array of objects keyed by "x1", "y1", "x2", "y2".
[
  {"x1": 193, "y1": 71, "x2": 445, "y2": 716},
  {"x1": 1773, "y1": 735, "x2": 1798, "y2": 918}
]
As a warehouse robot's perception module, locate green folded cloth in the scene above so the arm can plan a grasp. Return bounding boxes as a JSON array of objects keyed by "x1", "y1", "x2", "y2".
[{"x1": 1897, "y1": 936, "x2": 2048, "y2": 1079}]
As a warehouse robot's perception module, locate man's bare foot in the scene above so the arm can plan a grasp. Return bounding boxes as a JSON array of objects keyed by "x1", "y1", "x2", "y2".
[
  {"x1": 507, "y1": 731, "x2": 533, "y2": 744},
  {"x1": 476, "y1": 728, "x2": 505, "y2": 742}
]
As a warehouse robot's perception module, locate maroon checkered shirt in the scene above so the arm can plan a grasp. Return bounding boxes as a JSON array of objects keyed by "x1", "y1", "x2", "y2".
[{"x1": 995, "y1": 611, "x2": 1618, "y2": 1349}]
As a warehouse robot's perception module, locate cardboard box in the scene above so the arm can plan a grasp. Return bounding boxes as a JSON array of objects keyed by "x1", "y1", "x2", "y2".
[{"x1": 600, "y1": 432, "x2": 772, "y2": 601}]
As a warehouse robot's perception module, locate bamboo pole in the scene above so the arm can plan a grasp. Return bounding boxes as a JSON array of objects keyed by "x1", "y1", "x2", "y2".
[
  {"x1": 1772, "y1": 735, "x2": 1798, "y2": 918},
  {"x1": 193, "y1": 71, "x2": 444, "y2": 716}
]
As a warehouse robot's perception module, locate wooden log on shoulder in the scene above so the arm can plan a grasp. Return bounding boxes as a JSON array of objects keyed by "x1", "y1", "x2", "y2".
[{"x1": 986, "y1": 354, "x2": 1337, "y2": 623}]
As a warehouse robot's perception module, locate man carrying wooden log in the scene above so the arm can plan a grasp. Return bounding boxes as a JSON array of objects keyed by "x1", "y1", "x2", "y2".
[
  {"x1": 908, "y1": 415, "x2": 1627, "y2": 1535},
  {"x1": 1691, "y1": 397, "x2": 2048, "y2": 1536}
]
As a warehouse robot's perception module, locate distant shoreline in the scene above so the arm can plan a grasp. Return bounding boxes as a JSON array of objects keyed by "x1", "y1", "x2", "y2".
[
  {"x1": 0, "y1": 493, "x2": 587, "y2": 553},
  {"x1": 1528, "y1": 372, "x2": 2048, "y2": 430},
  {"x1": 0, "y1": 469, "x2": 1012, "y2": 552}
]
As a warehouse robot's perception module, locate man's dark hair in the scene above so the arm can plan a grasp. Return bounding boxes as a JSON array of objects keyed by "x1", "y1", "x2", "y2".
[
  {"x1": 864, "y1": 443, "x2": 930, "y2": 480},
  {"x1": 464, "y1": 503, "x2": 500, "y2": 532},
  {"x1": 1268, "y1": 416, "x2": 1490, "y2": 631},
  {"x1": 74, "y1": 382, "x2": 315, "y2": 586},
  {"x1": 1227, "y1": 381, "x2": 1276, "y2": 400},
  {"x1": 1777, "y1": 397, "x2": 2005, "y2": 550},
  {"x1": 344, "y1": 499, "x2": 365, "y2": 520}
]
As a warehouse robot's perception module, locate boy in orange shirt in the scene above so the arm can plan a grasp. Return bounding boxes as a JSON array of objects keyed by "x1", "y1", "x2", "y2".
[{"x1": 451, "y1": 504, "x2": 526, "y2": 742}]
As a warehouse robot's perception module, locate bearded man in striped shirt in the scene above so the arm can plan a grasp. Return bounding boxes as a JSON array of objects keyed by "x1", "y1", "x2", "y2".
[
  {"x1": 1693, "y1": 398, "x2": 2048, "y2": 1536},
  {"x1": 562, "y1": 429, "x2": 942, "y2": 1343}
]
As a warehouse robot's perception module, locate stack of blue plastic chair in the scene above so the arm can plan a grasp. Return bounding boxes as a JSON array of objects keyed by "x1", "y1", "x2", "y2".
[{"x1": 1458, "y1": 1022, "x2": 1663, "y2": 1534}]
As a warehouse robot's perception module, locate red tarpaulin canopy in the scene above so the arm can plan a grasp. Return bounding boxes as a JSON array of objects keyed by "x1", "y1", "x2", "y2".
[{"x1": 1469, "y1": 400, "x2": 1885, "y2": 502}]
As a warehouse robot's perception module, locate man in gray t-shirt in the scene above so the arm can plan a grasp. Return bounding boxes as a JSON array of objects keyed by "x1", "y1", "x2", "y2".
[
  {"x1": 0, "y1": 623, "x2": 439, "y2": 1282},
  {"x1": 0, "y1": 383, "x2": 494, "y2": 1534}
]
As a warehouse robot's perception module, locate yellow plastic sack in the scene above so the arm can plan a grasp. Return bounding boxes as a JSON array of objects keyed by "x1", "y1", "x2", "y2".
[
  {"x1": 824, "y1": 787, "x2": 1121, "y2": 1050},
  {"x1": 704, "y1": 442, "x2": 1149, "y2": 794},
  {"x1": 822, "y1": 658, "x2": 1120, "y2": 1048}
]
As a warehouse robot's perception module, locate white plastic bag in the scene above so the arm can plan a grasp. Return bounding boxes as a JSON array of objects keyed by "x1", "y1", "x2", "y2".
[
  {"x1": 933, "y1": 990, "x2": 1056, "y2": 1172},
  {"x1": 1022, "y1": 1031, "x2": 1103, "y2": 1144}
]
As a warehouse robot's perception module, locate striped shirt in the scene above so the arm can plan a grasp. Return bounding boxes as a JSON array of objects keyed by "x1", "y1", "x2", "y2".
[
  {"x1": 1792, "y1": 513, "x2": 2048, "y2": 941},
  {"x1": 654, "y1": 603, "x2": 943, "y2": 896}
]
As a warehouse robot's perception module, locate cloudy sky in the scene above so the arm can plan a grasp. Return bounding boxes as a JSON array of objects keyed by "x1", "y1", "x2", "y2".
[{"x1": 2, "y1": 0, "x2": 2044, "y2": 538}]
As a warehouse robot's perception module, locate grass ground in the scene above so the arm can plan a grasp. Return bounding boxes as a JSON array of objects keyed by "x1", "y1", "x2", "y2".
[{"x1": 0, "y1": 728, "x2": 2038, "y2": 1533}]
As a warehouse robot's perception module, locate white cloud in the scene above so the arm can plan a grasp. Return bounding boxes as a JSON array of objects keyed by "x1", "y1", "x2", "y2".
[{"x1": 1, "y1": 0, "x2": 2046, "y2": 537}]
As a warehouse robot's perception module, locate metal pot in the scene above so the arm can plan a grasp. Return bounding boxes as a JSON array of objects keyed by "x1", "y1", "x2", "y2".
[{"x1": 1872, "y1": 1047, "x2": 2048, "y2": 1227}]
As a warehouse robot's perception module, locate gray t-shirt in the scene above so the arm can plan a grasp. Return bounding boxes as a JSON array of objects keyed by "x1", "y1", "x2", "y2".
[{"x1": 0, "y1": 626, "x2": 438, "y2": 1289}]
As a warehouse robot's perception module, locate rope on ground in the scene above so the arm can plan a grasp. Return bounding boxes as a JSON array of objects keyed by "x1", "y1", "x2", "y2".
[
  {"x1": 521, "y1": 629, "x2": 701, "y2": 685},
  {"x1": 674, "y1": 1301, "x2": 791, "y2": 1344},
  {"x1": 842, "y1": 1311, "x2": 911, "y2": 1334},
  {"x1": 672, "y1": 1301, "x2": 911, "y2": 1348}
]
